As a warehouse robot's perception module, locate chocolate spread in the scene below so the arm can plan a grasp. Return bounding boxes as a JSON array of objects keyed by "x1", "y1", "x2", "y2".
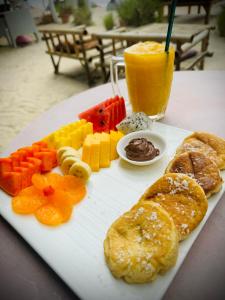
[{"x1": 125, "y1": 138, "x2": 160, "y2": 161}]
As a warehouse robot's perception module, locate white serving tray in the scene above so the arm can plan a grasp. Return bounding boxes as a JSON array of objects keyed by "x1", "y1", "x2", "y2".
[{"x1": 0, "y1": 110, "x2": 224, "y2": 300}]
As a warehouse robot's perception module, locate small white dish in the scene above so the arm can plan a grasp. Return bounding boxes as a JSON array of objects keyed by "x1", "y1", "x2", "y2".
[{"x1": 117, "y1": 130, "x2": 167, "y2": 166}]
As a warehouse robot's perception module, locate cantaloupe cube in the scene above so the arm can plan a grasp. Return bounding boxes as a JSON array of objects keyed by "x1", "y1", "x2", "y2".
[
  {"x1": 82, "y1": 138, "x2": 92, "y2": 165},
  {"x1": 109, "y1": 131, "x2": 118, "y2": 160},
  {"x1": 99, "y1": 133, "x2": 110, "y2": 168},
  {"x1": 90, "y1": 137, "x2": 100, "y2": 172},
  {"x1": 110, "y1": 130, "x2": 124, "y2": 160}
]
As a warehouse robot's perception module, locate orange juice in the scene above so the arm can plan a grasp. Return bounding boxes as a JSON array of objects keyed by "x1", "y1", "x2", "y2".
[{"x1": 124, "y1": 42, "x2": 175, "y2": 119}]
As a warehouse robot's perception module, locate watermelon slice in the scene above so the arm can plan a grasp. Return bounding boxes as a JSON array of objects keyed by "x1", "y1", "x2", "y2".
[
  {"x1": 92, "y1": 110, "x2": 110, "y2": 132},
  {"x1": 78, "y1": 96, "x2": 126, "y2": 133}
]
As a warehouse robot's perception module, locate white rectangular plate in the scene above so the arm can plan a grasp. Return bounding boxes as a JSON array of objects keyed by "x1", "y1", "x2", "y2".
[{"x1": 0, "y1": 120, "x2": 224, "y2": 300}]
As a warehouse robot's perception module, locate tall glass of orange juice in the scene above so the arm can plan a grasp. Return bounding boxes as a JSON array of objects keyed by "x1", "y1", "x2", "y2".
[{"x1": 111, "y1": 42, "x2": 175, "y2": 120}]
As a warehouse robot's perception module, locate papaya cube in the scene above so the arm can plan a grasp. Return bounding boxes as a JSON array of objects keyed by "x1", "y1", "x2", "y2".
[
  {"x1": 26, "y1": 157, "x2": 42, "y2": 173},
  {"x1": 13, "y1": 166, "x2": 31, "y2": 189},
  {"x1": 34, "y1": 151, "x2": 57, "y2": 172},
  {"x1": 0, "y1": 171, "x2": 23, "y2": 196},
  {"x1": 0, "y1": 158, "x2": 12, "y2": 176}
]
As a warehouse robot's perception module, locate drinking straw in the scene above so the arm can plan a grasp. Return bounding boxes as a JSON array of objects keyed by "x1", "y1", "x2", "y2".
[{"x1": 165, "y1": 0, "x2": 178, "y2": 53}]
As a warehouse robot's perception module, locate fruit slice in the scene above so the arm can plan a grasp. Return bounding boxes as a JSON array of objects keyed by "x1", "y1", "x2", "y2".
[
  {"x1": 12, "y1": 186, "x2": 48, "y2": 214},
  {"x1": 78, "y1": 103, "x2": 106, "y2": 121},
  {"x1": 61, "y1": 156, "x2": 80, "y2": 174},
  {"x1": 57, "y1": 146, "x2": 75, "y2": 161},
  {"x1": 0, "y1": 171, "x2": 23, "y2": 196},
  {"x1": 35, "y1": 204, "x2": 64, "y2": 226},
  {"x1": 68, "y1": 161, "x2": 91, "y2": 181},
  {"x1": 61, "y1": 175, "x2": 87, "y2": 204},
  {"x1": 92, "y1": 110, "x2": 110, "y2": 133},
  {"x1": 60, "y1": 148, "x2": 80, "y2": 164},
  {"x1": 78, "y1": 96, "x2": 126, "y2": 133},
  {"x1": 32, "y1": 173, "x2": 62, "y2": 191},
  {"x1": 0, "y1": 158, "x2": 12, "y2": 175}
]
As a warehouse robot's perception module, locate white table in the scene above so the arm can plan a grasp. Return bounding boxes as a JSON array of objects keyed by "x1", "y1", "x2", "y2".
[{"x1": 0, "y1": 71, "x2": 225, "y2": 300}]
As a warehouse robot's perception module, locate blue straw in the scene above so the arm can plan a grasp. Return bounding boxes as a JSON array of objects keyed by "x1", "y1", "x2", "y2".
[{"x1": 165, "y1": 0, "x2": 178, "y2": 53}]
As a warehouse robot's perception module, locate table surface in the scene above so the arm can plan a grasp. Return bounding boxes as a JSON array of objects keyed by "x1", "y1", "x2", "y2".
[
  {"x1": 92, "y1": 23, "x2": 214, "y2": 43},
  {"x1": 0, "y1": 71, "x2": 225, "y2": 300}
]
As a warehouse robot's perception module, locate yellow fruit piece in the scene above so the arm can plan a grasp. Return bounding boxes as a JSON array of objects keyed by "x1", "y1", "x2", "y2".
[
  {"x1": 57, "y1": 146, "x2": 74, "y2": 161},
  {"x1": 68, "y1": 161, "x2": 91, "y2": 181},
  {"x1": 60, "y1": 149, "x2": 80, "y2": 164},
  {"x1": 99, "y1": 133, "x2": 110, "y2": 168},
  {"x1": 90, "y1": 137, "x2": 100, "y2": 172},
  {"x1": 82, "y1": 136, "x2": 92, "y2": 165},
  {"x1": 110, "y1": 130, "x2": 124, "y2": 160},
  {"x1": 43, "y1": 119, "x2": 92, "y2": 150},
  {"x1": 61, "y1": 156, "x2": 80, "y2": 174}
]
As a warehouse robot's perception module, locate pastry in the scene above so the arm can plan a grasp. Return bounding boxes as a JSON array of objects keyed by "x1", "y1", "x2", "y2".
[
  {"x1": 104, "y1": 201, "x2": 179, "y2": 283},
  {"x1": 165, "y1": 151, "x2": 223, "y2": 198},
  {"x1": 176, "y1": 132, "x2": 225, "y2": 170},
  {"x1": 139, "y1": 173, "x2": 208, "y2": 241}
]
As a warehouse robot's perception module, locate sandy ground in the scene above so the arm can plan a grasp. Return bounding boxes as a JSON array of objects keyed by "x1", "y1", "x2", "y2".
[{"x1": 0, "y1": 3, "x2": 225, "y2": 153}]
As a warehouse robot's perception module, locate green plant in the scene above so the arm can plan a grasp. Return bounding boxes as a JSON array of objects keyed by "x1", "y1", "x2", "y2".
[
  {"x1": 117, "y1": 0, "x2": 160, "y2": 27},
  {"x1": 103, "y1": 13, "x2": 115, "y2": 30},
  {"x1": 217, "y1": 6, "x2": 225, "y2": 37},
  {"x1": 73, "y1": 0, "x2": 92, "y2": 26}
]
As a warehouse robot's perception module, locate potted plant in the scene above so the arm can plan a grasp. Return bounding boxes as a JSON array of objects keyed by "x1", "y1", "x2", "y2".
[{"x1": 59, "y1": 3, "x2": 73, "y2": 23}]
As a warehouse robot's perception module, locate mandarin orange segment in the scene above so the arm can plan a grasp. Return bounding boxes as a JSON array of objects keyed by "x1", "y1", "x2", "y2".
[
  {"x1": 12, "y1": 172, "x2": 87, "y2": 226},
  {"x1": 44, "y1": 172, "x2": 63, "y2": 188},
  {"x1": 12, "y1": 186, "x2": 48, "y2": 214},
  {"x1": 32, "y1": 172, "x2": 63, "y2": 191},
  {"x1": 35, "y1": 204, "x2": 64, "y2": 226},
  {"x1": 61, "y1": 175, "x2": 86, "y2": 204},
  {"x1": 32, "y1": 173, "x2": 49, "y2": 190},
  {"x1": 49, "y1": 190, "x2": 73, "y2": 221},
  {"x1": 65, "y1": 186, "x2": 86, "y2": 205}
]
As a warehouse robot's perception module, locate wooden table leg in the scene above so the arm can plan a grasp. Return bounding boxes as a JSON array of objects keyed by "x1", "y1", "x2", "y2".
[
  {"x1": 203, "y1": 3, "x2": 211, "y2": 24},
  {"x1": 200, "y1": 31, "x2": 209, "y2": 70},
  {"x1": 175, "y1": 41, "x2": 182, "y2": 71}
]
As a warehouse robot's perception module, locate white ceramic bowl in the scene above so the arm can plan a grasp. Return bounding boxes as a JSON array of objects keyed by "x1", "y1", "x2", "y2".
[{"x1": 117, "y1": 130, "x2": 167, "y2": 166}]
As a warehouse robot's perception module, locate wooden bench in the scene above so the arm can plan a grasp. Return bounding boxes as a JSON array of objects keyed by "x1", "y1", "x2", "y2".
[{"x1": 39, "y1": 26, "x2": 102, "y2": 86}]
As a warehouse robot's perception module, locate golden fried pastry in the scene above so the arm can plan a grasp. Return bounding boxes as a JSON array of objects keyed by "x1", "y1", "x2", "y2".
[
  {"x1": 139, "y1": 173, "x2": 208, "y2": 241},
  {"x1": 176, "y1": 132, "x2": 225, "y2": 170},
  {"x1": 165, "y1": 151, "x2": 223, "y2": 198},
  {"x1": 104, "y1": 201, "x2": 179, "y2": 283}
]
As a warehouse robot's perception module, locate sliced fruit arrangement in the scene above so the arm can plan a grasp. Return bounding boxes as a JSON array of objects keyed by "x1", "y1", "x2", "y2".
[
  {"x1": 0, "y1": 141, "x2": 57, "y2": 196},
  {"x1": 44, "y1": 119, "x2": 93, "y2": 149},
  {"x1": 82, "y1": 131, "x2": 124, "y2": 172},
  {"x1": 78, "y1": 95, "x2": 126, "y2": 133},
  {"x1": 57, "y1": 146, "x2": 91, "y2": 182},
  {"x1": 12, "y1": 172, "x2": 87, "y2": 226}
]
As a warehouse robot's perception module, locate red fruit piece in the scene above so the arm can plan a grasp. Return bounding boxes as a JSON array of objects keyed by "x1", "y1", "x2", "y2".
[
  {"x1": 92, "y1": 110, "x2": 110, "y2": 132},
  {"x1": 78, "y1": 104, "x2": 106, "y2": 121},
  {"x1": 0, "y1": 158, "x2": 12, "y2": 175},
  {"x1": 0, "y1": 171, "x2": 23, "y2": 196},
  {"x1": 78, "y1": 95, "x2": 126, "y2": 133}
]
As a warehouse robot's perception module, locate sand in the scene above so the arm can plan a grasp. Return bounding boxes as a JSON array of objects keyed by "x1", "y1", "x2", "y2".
[{"x1": 0, "y1": 4, "x2": 225, "y2": 153}]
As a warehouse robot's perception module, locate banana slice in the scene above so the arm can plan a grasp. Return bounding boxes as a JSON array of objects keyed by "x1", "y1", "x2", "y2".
[
  {"x1": 57, "y1": 146, "x2": 74, "y2": 160},
  {"x1": 69, "y1": 161, "x2": 92, "y2": 181},
  {"x1": 60, "y1": 149, "x2": 80, "y2": 164},
  {"x1": 61, "y1": 156, "x2": 80, "y2": 174}
]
